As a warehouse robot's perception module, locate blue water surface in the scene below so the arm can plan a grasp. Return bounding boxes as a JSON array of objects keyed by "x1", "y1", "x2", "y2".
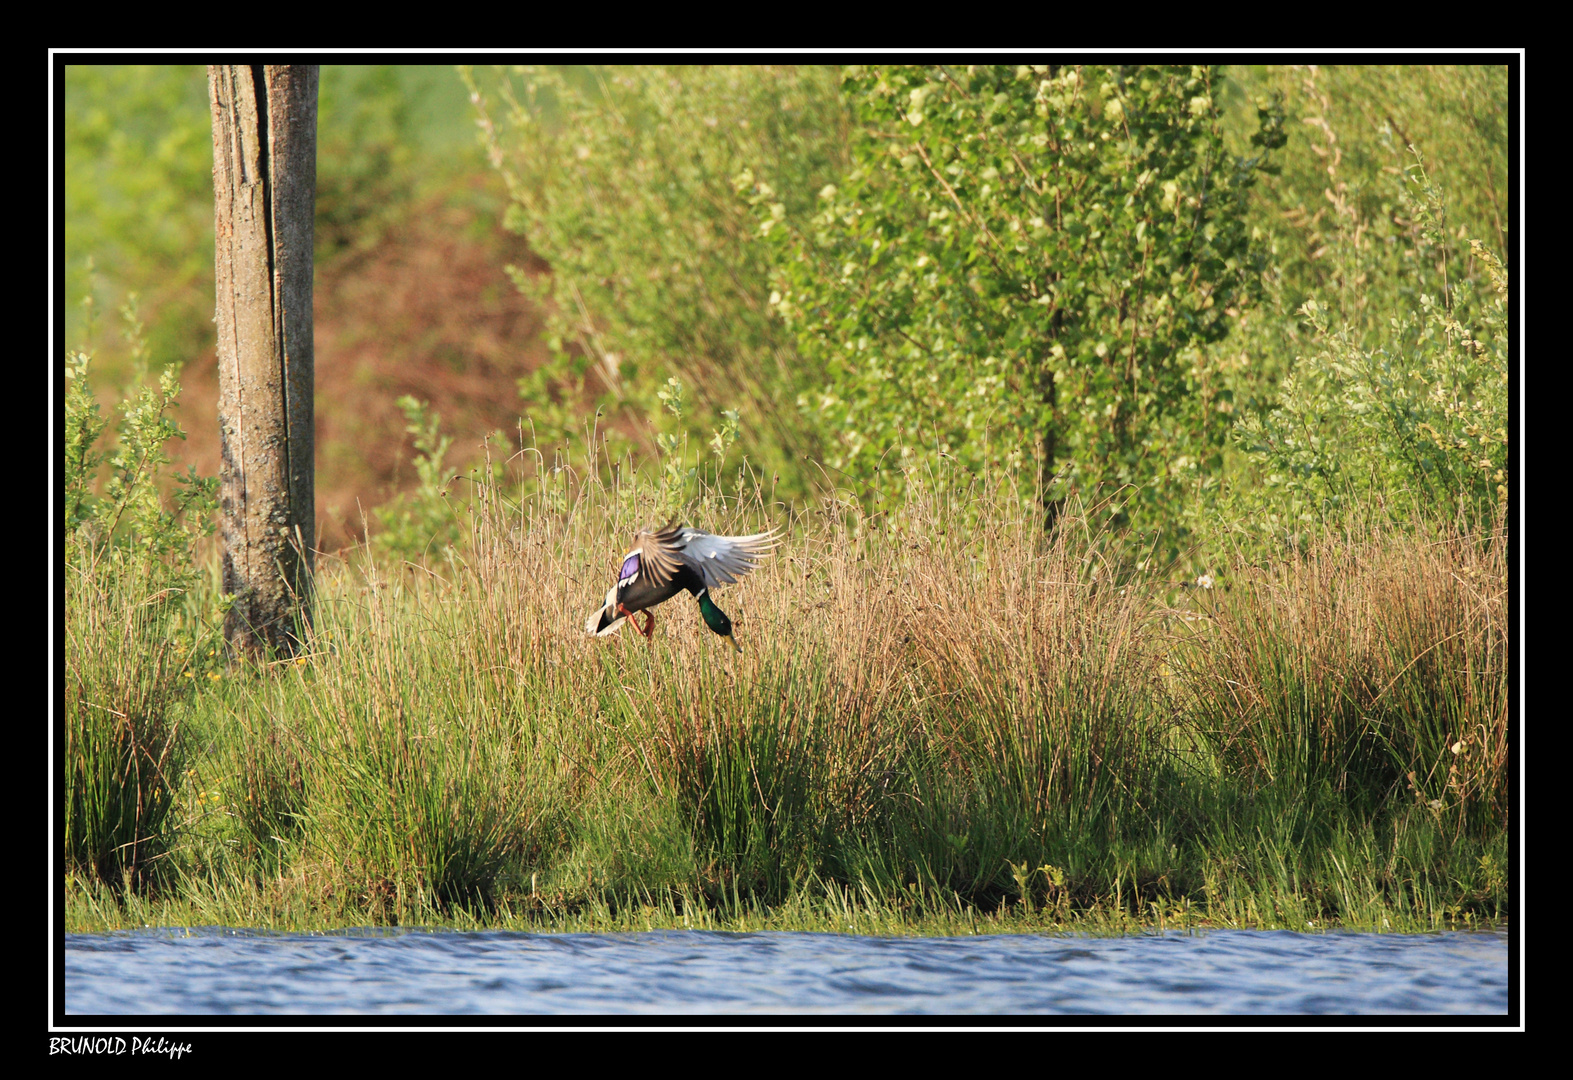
[{"x1": 64, "y1": 927, "x2": 1508, "y2": 1015}]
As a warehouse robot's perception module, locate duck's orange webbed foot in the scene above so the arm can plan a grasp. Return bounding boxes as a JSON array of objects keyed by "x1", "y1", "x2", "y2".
[{"x1": 617, "y1": 604, "x2": 656, "y2": 641}]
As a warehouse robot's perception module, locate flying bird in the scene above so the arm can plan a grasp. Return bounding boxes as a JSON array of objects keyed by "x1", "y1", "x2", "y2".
[{"x1": 586, "y1": 523, "x2": 779, "y2": 650}]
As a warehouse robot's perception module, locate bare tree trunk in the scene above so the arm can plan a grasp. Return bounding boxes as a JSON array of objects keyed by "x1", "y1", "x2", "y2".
[
  {"x1": 1039, "y1": 366, "x2": 1060, "y2": 535},
  {"x1": 209, "y1": 65, "x2": 317, "y2": 659},
  {"x1": 1041, "y1": 65, "x2": 1063, "y2": 536}
]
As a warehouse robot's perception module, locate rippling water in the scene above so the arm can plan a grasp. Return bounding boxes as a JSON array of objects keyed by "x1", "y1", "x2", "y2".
[{"x1": 64, "y1": 927, "x2": 1507, "y2": 1015}]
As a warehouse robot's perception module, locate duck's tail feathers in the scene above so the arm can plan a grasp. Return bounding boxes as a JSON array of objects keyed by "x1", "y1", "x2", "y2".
[{"x1": 587, "y1": 604, "x2": 627, "y2": 636}]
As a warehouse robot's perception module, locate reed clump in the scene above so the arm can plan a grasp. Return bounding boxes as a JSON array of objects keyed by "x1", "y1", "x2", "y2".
[
  {"x1": 64, "y1": 550, "x2": 188, "y2": 889},
  {"x1": 1172, "y1": 517, "x2": 1508, "y2": 828}
]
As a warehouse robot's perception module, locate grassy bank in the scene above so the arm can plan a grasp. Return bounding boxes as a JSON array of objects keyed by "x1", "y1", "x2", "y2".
[{"x1": 64, "y1": 449, "x2": 1508, "y2": 935}]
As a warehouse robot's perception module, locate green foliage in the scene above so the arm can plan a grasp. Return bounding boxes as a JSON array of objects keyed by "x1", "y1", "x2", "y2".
[
  {"x1": 1207, "y1": 65, "x2": 1509, "y2": 436},
  {"x1": 64, "y1": 66, "x2": 215, "y2": 372},
  {"x1": 463, "y1": 64, "x2": 848, "y2": 495},
  {"x1": 756, "y1": 65, "x2": 1279, "y2": 554},
  {"x1": 314, "y1": 65, "x2": 421, "y2": 260},
  {"x1": 63, "y1": 355, "x2": 109, "y2": 543},
  {"x1": 1226, "y1": 65, "x2": 1507, "y2": 344},
  {"x1": 1229, "y1": 162, "x2": 1509, "y2": 542},
  {"x1": 62, "y1": 63, "x2": 1512, "y2": 573},
  {"x1": 371, "y1": 396, "x2": 463, "y2": 562},
  {"x1": 64, "y1": 298, "x2": 218, "y2": 563}
]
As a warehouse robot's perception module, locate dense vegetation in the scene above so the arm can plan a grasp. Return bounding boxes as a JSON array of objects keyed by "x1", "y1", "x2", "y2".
[{"x1": 63, "y1": 63, "x2": 1511, "y2": 934}]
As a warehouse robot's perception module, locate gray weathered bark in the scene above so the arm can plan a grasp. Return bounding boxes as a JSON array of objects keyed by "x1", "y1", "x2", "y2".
[{"x1": 209, "y1": 65, "x2": 317, "y2": 658}]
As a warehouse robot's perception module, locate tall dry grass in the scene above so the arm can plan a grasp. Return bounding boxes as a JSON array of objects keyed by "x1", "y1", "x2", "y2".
[
  {"x1": 64, "y1": 551, "x2": 189, "y2": 888},
  {"x1": 121, "y1": 444, "x2": 1507, "y2": 925},
  {"x1": 1172, "y1": 515, "x2": 1508, "y2": 827}
]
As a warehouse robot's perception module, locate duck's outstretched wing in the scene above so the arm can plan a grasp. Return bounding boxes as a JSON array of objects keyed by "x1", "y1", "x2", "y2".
[
  {"x1": 632, "y1": 523, "x2": 781, "y2": 591},
  {"x1": 672, "y1": 526, "x2": 781, "y2": 591},
  {"x1": 630, "y1": 522, "x2": 687, "y2": 588}
]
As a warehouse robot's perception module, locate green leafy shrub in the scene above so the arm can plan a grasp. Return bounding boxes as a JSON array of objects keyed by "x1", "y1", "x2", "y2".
[
  {"x1": 756, "y1": 65, "x2": 1281, "y2": 556},
  {"x1": 64, "y1": 308, "x2": 217, "y2": 560},
  {"x1": 371, "y1": 395, "x2": 463, "y2": 563},
  {"x1": 1230, "y1": 164, "x2": 1508, "y2": 542},
  {"x1": 1225, "y1": 64, "x2": 1507, "y2": 348},
  {"x1": 1204, "y1": 65, "x2": 1508, "y2": 497},
  {"x1": 463, "y1": 64, "x2": 848, "y2": 496}
]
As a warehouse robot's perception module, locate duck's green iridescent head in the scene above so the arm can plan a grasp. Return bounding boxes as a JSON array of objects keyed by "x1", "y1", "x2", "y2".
[{"x1": 696, "y1": 590, "x2": 738, "y2": 649}]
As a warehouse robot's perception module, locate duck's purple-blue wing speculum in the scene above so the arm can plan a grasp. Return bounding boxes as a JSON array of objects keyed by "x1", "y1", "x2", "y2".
[{"x1": 619, "y1": 552, "x2": 640, "y2": 584}]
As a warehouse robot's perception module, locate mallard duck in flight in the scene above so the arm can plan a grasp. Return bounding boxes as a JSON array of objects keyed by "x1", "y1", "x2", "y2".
[{"x1": 586, "y1": 523, "x2": 780, "y2": 650}]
